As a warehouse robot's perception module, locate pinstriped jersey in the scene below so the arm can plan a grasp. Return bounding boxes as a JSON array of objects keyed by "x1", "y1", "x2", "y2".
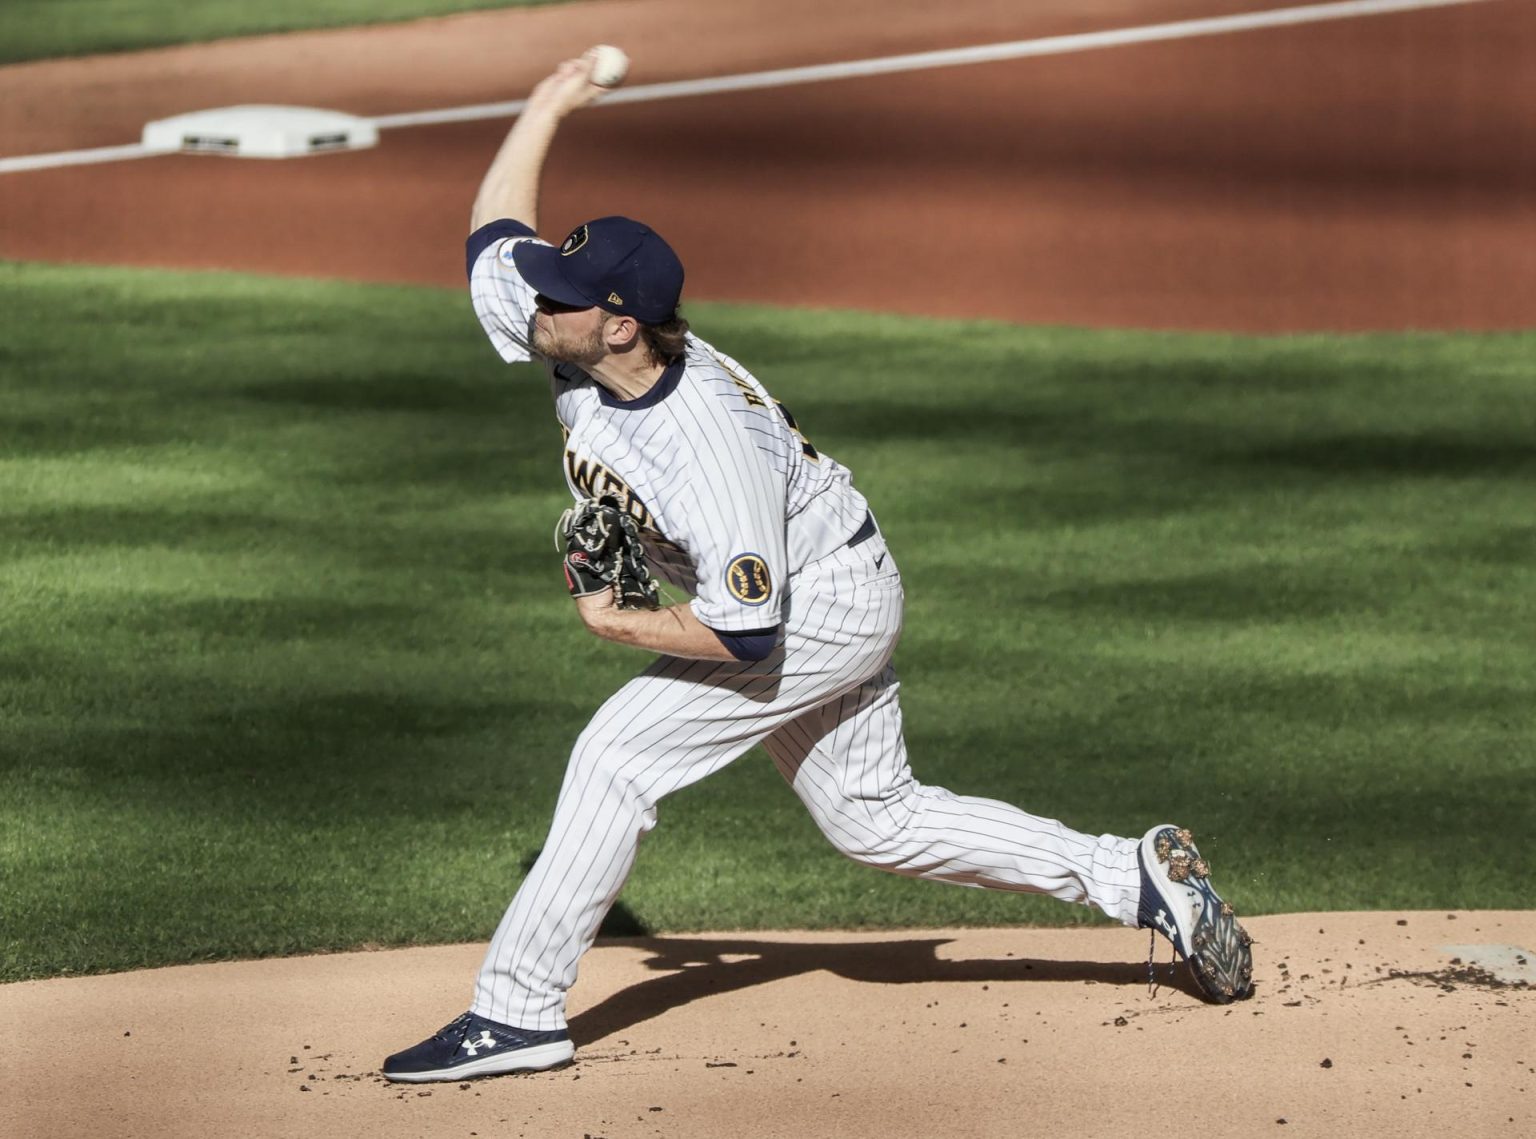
[{"x1": 468, "y1": 221, "x2": 870, "y2": 633}]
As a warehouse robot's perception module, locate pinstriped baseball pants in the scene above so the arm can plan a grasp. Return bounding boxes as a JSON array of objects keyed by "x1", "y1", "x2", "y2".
[{"x1": 473, "y1": 532, "x2": 1143, "y2": 1030}]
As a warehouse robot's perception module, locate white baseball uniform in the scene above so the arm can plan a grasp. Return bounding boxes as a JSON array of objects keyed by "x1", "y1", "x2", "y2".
[{"x1": 464, "y1": 220, "x2": 1145, "y2": 1031}]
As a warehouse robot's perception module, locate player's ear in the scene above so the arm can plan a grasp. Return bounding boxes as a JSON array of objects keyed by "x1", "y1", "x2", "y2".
[{"x1": 603, "y1": 314, "x2": 640, "y2": 352}]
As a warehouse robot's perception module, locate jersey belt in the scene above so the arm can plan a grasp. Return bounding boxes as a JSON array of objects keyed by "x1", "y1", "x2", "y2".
[{"x1": 846, "y1": 511, "x2": 878, "y2": 548}]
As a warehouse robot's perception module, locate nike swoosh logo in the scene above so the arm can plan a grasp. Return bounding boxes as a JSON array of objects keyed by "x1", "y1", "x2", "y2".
[{"x1": 874, "y1": 553, "x2": 886, "y2": 569}]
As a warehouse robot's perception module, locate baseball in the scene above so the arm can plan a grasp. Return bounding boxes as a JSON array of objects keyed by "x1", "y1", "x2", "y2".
[{"x1": 589, "y1": 44, "x2": 629, "y2": 89}]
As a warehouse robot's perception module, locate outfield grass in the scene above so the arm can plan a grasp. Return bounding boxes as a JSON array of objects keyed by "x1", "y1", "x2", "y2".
[
  {"x1": 0, "y1": 0, "x2": 562, "y2": 65},
  {"x1": 1, "y1": 260, "x2": 1532, "y2": 982}
]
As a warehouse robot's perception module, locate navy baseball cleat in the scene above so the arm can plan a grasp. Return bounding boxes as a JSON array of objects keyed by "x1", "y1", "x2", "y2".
[
  {"x1": 1137, "y1": 824, "x2": 1254, "y2": 1003},
  {"x1": 381, "y1": 1012, "x2": 574, "y2": 1082}
]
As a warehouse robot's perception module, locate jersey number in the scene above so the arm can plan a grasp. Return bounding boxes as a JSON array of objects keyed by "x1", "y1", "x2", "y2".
[{"x1": 775, "y1": 401, "x2": 820, "y2": 462}]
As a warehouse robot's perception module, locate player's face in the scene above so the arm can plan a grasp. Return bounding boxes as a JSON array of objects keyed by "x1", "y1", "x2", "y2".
[{"x1": 532, "y1": 295, "x2": 608, "y2": 366}]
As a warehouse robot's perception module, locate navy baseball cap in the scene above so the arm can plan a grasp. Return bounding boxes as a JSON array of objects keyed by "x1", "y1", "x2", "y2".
[{"x1": 512, "y1": 216, "x2": 684, "y2": 324}]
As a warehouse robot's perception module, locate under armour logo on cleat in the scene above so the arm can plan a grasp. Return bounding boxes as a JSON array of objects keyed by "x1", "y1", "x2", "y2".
[
  {"x1": 461, "y1": 1030, "x2": 498, "y2": 1056},
  {"x1": 1154, "y1": 908, "x2": 1176, "y2": 938}
]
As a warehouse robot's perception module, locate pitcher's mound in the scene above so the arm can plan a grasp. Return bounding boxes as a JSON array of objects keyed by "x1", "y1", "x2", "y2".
[{"x1": 3, "y1": 912, "x2": 1531, "y2": 1138}]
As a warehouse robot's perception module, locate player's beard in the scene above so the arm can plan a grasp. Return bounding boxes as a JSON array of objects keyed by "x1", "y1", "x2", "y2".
[{"x1": 532, "y1": 319, "x2": 607, "y2": 368}]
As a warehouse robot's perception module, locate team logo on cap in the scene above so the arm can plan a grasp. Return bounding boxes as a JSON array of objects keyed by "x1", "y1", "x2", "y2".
[
  {"x1": 560, "y1": 225, "x2": 589, "y2": 256},
  {"x1": 725, "y1": 553, "x2": 772, "y2": 605}
]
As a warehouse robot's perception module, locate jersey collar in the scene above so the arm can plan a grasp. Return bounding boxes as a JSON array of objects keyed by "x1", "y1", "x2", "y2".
[{"x1": 596, "y1": 358, "x2": 686, "y2": 411}]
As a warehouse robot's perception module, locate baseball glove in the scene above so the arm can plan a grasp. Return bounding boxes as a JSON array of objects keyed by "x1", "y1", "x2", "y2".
[{"x1": 555, "y1": 495, "x2": 660, "y2": 611}]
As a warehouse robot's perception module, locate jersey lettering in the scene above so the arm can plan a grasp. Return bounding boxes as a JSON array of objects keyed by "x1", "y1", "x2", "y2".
[
  {"x1": 711, "y1": 346, "x2": 819, "y2": 462},
  {"x1": 774, "y1": 401, "x2": 820, "y2": 462},
  {"x1": 725, "y1": 371, "x2": 767, "y2": 408},
  {"x1": 564, "y1": 451, "x2": 657, "y2": 532}
]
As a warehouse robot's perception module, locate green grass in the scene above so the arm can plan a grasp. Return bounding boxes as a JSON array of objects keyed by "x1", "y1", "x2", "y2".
[
  {"x1": 0, "y1": 0, "x2": 563, "y2": 65},
  {"x1": 1, "y1": 259, "x2": 1533, "y2": 982}
]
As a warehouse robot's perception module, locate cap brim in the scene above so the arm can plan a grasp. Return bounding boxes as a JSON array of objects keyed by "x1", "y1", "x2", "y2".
[{"x1": 510, "y1": 241, "x2": 595, "y2": 308}]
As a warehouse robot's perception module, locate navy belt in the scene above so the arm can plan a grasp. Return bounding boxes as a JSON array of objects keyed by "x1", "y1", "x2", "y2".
[{"x1": 846, "y1": 511, "x2": 878, "y2": 548}]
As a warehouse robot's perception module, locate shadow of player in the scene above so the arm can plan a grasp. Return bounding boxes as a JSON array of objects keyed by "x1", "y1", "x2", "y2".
[{"x1": 569, "y1": 934, "x2": 1202, "y2": 1045}]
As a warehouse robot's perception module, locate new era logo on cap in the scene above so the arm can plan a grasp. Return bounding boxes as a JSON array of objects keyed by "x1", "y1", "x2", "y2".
[{"x1": 513, "y1": 216, "x2": 683, "y2": 324}]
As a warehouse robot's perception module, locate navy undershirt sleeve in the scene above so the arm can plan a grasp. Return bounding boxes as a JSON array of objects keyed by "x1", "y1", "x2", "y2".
[
  {"x1": 465, "y1": 219, "x2": 537, "y2": 281},
  {"x1": 713, "y1": 627, "x2": 779, "y2": 663}
]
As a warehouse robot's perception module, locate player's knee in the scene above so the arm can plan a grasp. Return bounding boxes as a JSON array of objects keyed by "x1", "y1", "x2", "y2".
[
  {"x1": 813, "y1": 797, "x2": 921, "y2": 870},
  {"x1": 566, "y1": 730, "x2": 646, "y2": 800},
  {"x1": 825, "y1": 832, "x2": 902, "y2": 868}
]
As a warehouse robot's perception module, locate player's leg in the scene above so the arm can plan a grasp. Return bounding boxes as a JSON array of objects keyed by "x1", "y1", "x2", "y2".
[
  {"x1": 385, "y1": 656, "x2": 790, "y2": 1080},
  {"x1": 760, "y1": 621, "x2": 1253, "y2": 1002},
  {"x1": 761, "y1": 662, "x2": 1143, "y2": 926},
  {"x1": 468, "y1": 545, "x2": 908, "y2": 1036},
  {"x1": 470, "y1": 656, "x2": 769, "y2": 1032}
]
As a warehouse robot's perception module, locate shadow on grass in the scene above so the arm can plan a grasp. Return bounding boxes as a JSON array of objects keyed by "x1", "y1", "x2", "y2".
[
  {"x1": 0, "y1": 504, "x2": 561, "y2": 579},
  {"x1": 569, "y1": 935, "x2": 1204, "y2": 1045},
  {"x1": 1226, "y1": 434, "x2": 1536, "y2": 480},
  {"x1": 234, "y1": 373, "x2": 524, "y2": 415}
]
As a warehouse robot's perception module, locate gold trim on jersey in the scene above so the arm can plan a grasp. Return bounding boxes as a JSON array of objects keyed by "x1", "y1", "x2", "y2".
[
  {"x1": 561, "y1": 449, "x2": 684, "y2": 564},
  {"x1": 725, "y1": 553, "x2": 772, "y2": 605},
  {"x1": 724, "y1": 370, "x2": 767, "y2": 409}
]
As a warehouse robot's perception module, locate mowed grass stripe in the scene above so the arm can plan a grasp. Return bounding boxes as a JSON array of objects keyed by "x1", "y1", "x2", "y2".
[
  {"x1": 0, "y1": 260, "x2": 1532, "y2": 981},
  {"x1": 0, "y1": 0, "x2": 566, "y2": 66}
]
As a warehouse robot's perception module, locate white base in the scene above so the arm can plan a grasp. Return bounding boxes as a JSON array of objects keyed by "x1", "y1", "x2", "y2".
[{"x1": 141, "y1": 105, "x2": 378, "y2": 159}]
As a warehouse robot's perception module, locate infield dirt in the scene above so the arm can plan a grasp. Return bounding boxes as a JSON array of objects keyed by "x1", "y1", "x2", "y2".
[
  {"x1": 1, "y1": 0, "x2": 1533, "y2": 329},
  {"x1": 2, "y1": 914, "x2": 1532, "y2": 1138}
]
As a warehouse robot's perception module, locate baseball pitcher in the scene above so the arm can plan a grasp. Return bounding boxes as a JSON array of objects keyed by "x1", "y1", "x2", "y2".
[{"x1": 381, "y1": 49, "x2": 1253, "y2": 1083}]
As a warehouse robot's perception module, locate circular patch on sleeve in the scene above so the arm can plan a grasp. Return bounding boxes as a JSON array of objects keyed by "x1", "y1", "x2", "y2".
[{"x1": 725, "y1": 553, "x2": 772, "y2": 605}]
